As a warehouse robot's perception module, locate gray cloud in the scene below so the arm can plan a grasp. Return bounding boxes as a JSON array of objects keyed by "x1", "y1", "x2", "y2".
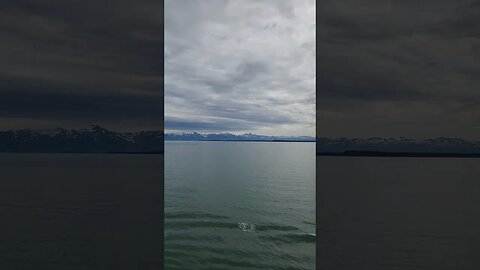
[
  {"x1": 165, "y1": 0, "x2": 315, "y2": 136},
  {"x1": 317, "y1": 0, "x2": 480, "y2": 139},
  {"x1": 0, "y1": 0, "x2": 163, "y2": 131}
]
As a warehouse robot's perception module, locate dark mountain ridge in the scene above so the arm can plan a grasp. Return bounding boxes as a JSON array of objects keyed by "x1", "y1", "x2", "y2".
[
  {"x1": 316, "y1": 137, "x2": 480, "y2": 155},
  {"x1": 0, "y1": 125, "x2": 163, "y2": 153},
  {"x1": 4, "y1": 127, "x2": 477, "y2": 155}
]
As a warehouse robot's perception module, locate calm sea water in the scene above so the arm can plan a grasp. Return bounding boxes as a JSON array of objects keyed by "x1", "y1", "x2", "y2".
[
  {"x1": 317, "y1": 157, "x2": 480, "y2": 270},
  {"x1": 0, "y1": 154, "x2": 163, "y2": 270},
  {"x1": 165, "y1": 141, "x2": 316, "y2": 270}
]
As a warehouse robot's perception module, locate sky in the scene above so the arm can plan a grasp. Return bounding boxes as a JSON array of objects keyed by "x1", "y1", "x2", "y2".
[
  {"x1": 0, "y1": 0, "x2": 163, "y2": 132},
  {"x1": 165, "y1": 0, "x2": 316, "y2": 136},
  {"x1": 317, "y1": 0, "x2": 480, "y2": 140}
]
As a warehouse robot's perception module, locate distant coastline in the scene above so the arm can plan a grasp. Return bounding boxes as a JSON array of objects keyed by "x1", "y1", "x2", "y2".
[
  {"x1": 0, "y1": 126, "x2": 316, "y2": 153},
  {"x1": 166, "y1": 136, "x2": 480, "y2": 157},
  {"x1": 316, "y1": 137, "x2": 480, "y2": 157},
  {"x1": 165, "y1": 132, "x2": 315, "y2": 142},
  {"x1": 0, "y1": 125, "x2": 163, "y2": 154},
  {"x1": 317, "y1": 151, "x2": 480, "y2": 158},
  {"x1": 1, "y1": 151, "x2": 164, "y2": 155},
  {"x1": 166, "y1": 139, "x2": 315, "y2": 142}
]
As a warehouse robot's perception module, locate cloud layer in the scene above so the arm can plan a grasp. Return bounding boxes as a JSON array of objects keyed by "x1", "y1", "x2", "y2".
[
  {"x1": 317, "y1": 0, "x2": 480, "y2": 139},
  {"x1": 165, "y1": 0, "x2": 315, "y2": 136},
  {"x1": 0, "y1": 0, "x2": 163, "y2": 131}
]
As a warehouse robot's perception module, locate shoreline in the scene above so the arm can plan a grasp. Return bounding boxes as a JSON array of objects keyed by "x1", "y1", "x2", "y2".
[
  {"x1": 316, "y1": 151, "x2": 480, "y2": 158},
  {"x1": 0, "y1": 151, "x2": 164, "y2": 155},
  {"x1": 165, "y1": 140, "x2": 315, "y2": 142}
]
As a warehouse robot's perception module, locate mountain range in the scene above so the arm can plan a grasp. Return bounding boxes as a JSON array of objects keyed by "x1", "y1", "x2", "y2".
[
  {"x1": 2, "y1": 125, "x2": 479, "y2": 154},
  {"x1": 0, "y1": 125, "x2": 163, "y2": 153},
  {"x1": 0, "y1": 126, "x2": 314, "y2": 153},
  {"x1": 316, "y1": 137, "x2": 480, "y2": 154},
  {"x1": 165, "y1": 132, "x2": 315, "y2": 141}
]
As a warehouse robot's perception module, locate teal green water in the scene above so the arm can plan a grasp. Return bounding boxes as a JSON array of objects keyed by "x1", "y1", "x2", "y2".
[{"x1": 165, "y1": 141, "x2": 316, "y2": 270}]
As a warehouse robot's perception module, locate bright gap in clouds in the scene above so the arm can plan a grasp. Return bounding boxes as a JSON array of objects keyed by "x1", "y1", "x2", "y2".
[{"x1": 165, "y1": 0, "x2": 315, "y2": 136}]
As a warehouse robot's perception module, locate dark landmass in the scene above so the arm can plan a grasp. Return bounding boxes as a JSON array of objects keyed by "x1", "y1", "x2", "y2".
[
  {"x1": 317, "y1": 151, "x2": 480, "y2": 158},
  {"x1": 0, "y1": 125, "x2": 163, "y2": 153},
  {"x1": 316, "y1": 137, "x2": 480, "y2": 157},
  {"x1": 165, "y1": 132, "x2": 315, "y2": 142},
  {"x1": 271, "y1": 140, "x2": 315, "y2": 142},
  {"x1": 180, "y1": 139, "x2": 314, "y2": 142},
  {"x1": 106, "y1": 151, "x2": 164, "y2": 154}
]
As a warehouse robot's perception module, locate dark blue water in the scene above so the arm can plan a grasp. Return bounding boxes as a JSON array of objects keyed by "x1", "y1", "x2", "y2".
[
  {"x1": 0, "y1": 153, "x2": 163, "y2": 270},
  {"x1": 317, "y1": 157, "x2": 480, "y2": 270}
]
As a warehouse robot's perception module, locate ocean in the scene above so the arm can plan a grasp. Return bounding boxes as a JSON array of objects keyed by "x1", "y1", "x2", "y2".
[
  {"x1": 165, "y1": 141, "x2": 316, "y2": 270},
  {"x1": 317, "y1": 156, "x2": 480, "y2": 270},
  {"x1": 0, "y1": 153, "x2": 163, "y2": 270}
]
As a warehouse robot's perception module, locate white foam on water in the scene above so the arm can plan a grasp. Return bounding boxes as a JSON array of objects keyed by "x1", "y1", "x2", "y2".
[{"x1": 238, "y1": 222, "x2": 255, "y2": 232}]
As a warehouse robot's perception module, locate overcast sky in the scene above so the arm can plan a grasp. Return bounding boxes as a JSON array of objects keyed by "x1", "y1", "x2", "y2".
[
  {"x1": 165, "y1": 0, "x2": 315, "y2": 136},
  {"x1": 317, "y1": 0, "x2": 480, "y2": 140},
  {"x1": 0, "y1": 0, "x2": 163, "y2": 132}
]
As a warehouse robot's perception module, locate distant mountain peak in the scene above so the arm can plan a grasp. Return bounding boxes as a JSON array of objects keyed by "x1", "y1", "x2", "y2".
[
  {"x1": 88, "y1": 124, "x2": 109, "y2": 133},
  {"x1": 0, "y1": 126, "x2": 164, "y2": 153},
  {"x1": 165, "y1": 132, "x2": 315, "y2": 141}
]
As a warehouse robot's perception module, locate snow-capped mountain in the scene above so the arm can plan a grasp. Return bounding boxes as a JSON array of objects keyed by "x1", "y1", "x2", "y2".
[
  {"x1": 316, "y1": 137, "x2": 480, "y2": 154},
  {"x1": 0, "y1": 125, "x2": 163, "y2": 153},
  {"x1": 165, "y1": 132, "x2": 315, "y2": 141}
]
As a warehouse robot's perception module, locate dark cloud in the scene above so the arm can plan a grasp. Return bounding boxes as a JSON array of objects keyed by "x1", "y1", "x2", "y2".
[
  {"x1": 317, "y1": 0, "x2": 480, "y2": 139},
  {"x1": 0, "y1": 0, "x2": 163, "y2": 131}
]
